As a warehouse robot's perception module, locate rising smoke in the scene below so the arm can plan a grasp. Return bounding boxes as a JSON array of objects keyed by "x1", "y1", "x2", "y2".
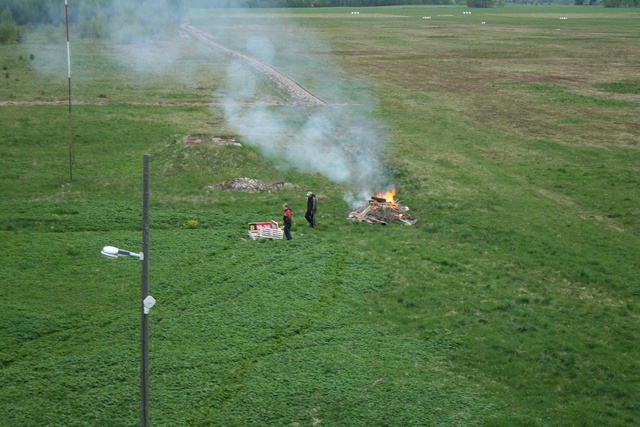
[
  {"x1": 25, "y1": 0, "x2": 189, "y2": 80},
  {"x1": 211, "y1": 10, "x2": 394, "y2": 207},
  {"x1": 24, "y1": 2, "x2": 394, "y2": 205}
]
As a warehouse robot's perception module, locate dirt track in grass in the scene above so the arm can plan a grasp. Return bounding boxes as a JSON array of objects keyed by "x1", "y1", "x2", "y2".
[
  {"x1": 181, "y1": 23, "x2": 326, "y2": 107},
  {"x1": 2, "y1": 23, "x2": 325, "y2": 109}
]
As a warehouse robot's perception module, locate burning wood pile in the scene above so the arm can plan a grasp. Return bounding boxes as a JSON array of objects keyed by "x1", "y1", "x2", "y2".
[{"x1": 347, "y1": 188, "x2": 417, "y2": 226}]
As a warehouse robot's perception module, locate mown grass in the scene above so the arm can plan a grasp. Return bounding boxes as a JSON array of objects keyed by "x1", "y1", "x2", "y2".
[{"x1": 1, "y1": 5, "x2": 639, "y2": 427}]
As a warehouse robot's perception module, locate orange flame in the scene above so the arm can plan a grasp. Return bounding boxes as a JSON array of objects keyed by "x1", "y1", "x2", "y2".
[{"x1": 375, "y1": 187, "x2": 396, "y2": 203}]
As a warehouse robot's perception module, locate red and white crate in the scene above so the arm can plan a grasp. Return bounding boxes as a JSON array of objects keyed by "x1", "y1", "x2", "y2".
[{"x1": 247, "y1": 221, "x2": 284, "y2": 240}]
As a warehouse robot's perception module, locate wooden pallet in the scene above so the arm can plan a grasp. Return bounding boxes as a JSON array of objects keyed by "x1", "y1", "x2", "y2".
[{"x1": 248, "y1": 227, "x2": 284, "y2": 240}]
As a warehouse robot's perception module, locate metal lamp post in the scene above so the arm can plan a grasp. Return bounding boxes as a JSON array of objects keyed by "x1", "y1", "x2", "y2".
[
  {"x1": 140, "y1": 153, "x2": 151, "y2": 427},
  {"x1": 101, "y1": 154, "x2": 153, "y2": 427}
]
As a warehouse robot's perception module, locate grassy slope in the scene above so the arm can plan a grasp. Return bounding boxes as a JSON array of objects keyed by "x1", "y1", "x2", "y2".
[{"x1": 1, "y1": 6, "x2": 639, "y2": 427}]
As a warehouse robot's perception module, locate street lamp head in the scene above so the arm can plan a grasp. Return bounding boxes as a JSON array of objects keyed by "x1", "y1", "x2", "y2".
[
  {"x1": 101, "y1": 246, "x2": 120, "y2": 259},
  {"x1": 101, "y1": 245, "x2": 143, "y2": 260}
]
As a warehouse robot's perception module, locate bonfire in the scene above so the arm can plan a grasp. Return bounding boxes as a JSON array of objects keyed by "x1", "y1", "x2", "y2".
[{"x1": 347, "y1": 188, "x2": 417, "y2": 226}]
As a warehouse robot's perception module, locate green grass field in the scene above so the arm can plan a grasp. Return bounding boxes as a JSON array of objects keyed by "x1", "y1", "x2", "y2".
[{"x1": 1, "y1": 5, "x2": 639, "y2": 426}]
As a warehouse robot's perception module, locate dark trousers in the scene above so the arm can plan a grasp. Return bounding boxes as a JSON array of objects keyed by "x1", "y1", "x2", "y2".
[
  {"x1": 305, "y1": 211, "x2": 316, "y2": 228},
  {"x1": 284, "y1": 222, "x2": 292, "y2": 240}
]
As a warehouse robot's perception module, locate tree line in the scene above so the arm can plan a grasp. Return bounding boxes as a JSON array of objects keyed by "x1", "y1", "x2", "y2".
[
  {"x1": 0, "y1": 0, "x2": 187, "y2": 42},
  {"x1": 600, "y1": 0, "x2": 639, "y2": 5},
  {"x1": 0, "y1": 0, "x2": 635, "y2": 44}
]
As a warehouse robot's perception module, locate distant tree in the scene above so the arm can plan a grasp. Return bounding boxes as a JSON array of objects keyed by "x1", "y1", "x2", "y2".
[
  {"x1": 0, "y1": 0, "x2": 67, "y2": 26},
  {"x1": 0, "y1": 0, "x2": 188, "y2": 39},
  {"x1": 0, "y1": 7, "x2": 18, "y2": 43},
  {"x1": 283, "y1": 0, "x2": 315, "y2": 6},
  {"x1": 80, "y1": 11, "x2": 108, "y2": 39},
  {"x1": 467, "y1": 0, "x2": 495, "y2": 6},
  {"x1": 73, "y1": 0, "x2": 188, "y2": 40}
]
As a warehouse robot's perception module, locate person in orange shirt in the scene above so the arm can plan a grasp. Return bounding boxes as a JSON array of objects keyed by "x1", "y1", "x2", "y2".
[{"x1": 283, "y1": 203, "x2": 293, "y2": 240}]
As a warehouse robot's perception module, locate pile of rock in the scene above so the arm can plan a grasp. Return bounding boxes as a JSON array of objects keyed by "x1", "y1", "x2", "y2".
[{"x1": 207, "y1": 177, "x2": 292, "y2": 193}]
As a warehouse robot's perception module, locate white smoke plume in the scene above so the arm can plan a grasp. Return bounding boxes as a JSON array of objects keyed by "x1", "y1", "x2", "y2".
[
  {"x1": 26, "y1": 1, "x2": 190, "y2": 81},
  {"x1": 212, "y1": 12, "x2": 394, "y2": 207},
  {"x1": 24, "y1": 3, "x2": 394, "y2": 205},
  {"x1": 89, "y1": 0, "x2": 186, "y2": 77}
]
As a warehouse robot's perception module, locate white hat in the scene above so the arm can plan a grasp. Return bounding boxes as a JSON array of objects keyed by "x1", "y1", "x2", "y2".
[{"x1": 307, "y1": 191, "x2": 313, "y2": 196}]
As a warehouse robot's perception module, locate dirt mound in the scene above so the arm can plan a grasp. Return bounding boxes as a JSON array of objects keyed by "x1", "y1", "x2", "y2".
[
  {"x1": 183, "y1": 135, "x2": 242, "y2": 146},
  {"x1": 207, "y1": 177, "x2": 293, "y2": 193}
]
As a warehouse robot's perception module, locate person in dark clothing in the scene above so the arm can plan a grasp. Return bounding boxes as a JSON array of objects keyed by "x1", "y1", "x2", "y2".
[
  {"x1": 283, "y1": 203, "x2": 293, "y2": 240},
  {"x1": 305, "y1": 191, "x2": 317, "y2": 228}
]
